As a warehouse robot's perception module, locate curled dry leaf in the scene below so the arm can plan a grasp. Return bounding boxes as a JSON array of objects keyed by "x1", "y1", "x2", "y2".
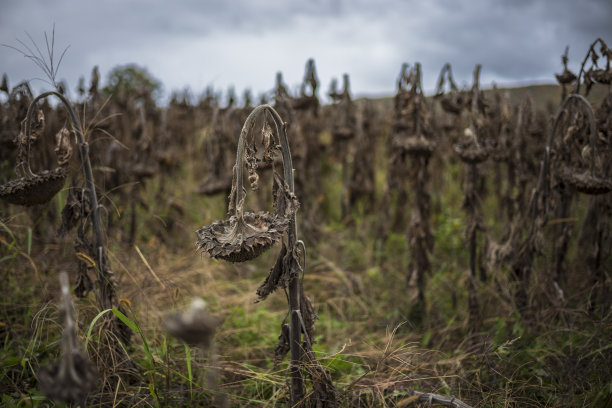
[
  {"x1": 273, "y1": 171, "x2": 299, "y2": 219},
  {"x1": 273, "y1": 322, "x2": 290, "y2": 365},
  {"x1": 256, "y1": 242, "x2": 288, "y2": 301},
  {"x1": 57, "y1": 184, "x2": 91, "y2": 237},
  {"x1": 73, "y1": 230, "x2": 96, "y2": 298},
  {"x1": 261, "y1": 120, "x2": 276, "y2": 164},
  {"x1": 55, "y1": 127, "x2": 73, "y2": 167},
  {"x1": 26, "y1": 109, "x2": 46, "y2": 141}
]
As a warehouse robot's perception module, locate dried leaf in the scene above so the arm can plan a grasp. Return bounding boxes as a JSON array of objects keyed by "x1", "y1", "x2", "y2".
[{"x1": 55, "y1": 128, "x2": 73, "y2": 167}]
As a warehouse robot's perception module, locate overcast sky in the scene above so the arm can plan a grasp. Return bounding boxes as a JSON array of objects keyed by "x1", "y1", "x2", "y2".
[{"x1": 1, "y1": 0, "x2": 611, "y2": 103}]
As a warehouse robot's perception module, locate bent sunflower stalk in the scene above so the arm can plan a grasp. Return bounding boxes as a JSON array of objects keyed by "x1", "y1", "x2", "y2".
[
  {"x1": 197, "y1": 104, "x2": 338, "y2": 406},
  {"x1": 0, "y1": 89, "x2": 130, "y2": 350},
  {"x1": 21, "y1": 91, "x2": 119, "y2": 311}
]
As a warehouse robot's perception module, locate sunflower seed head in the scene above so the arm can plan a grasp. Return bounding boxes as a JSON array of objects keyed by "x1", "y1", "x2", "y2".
[
  {"x1": 0, "y1": 167, "x2": 67, "y2": 206},
  {"x1": 196, "y1": 211, "x2": 288, "y2": 263},
  {"x1": 558, "y1": 167, "x2": 612, "y2": 195}
]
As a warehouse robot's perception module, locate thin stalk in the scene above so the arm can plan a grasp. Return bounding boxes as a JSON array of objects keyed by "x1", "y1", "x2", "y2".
[
  {"x1": 467, "y1": 65, "x2": 482, "y2": 322},
  {"x1": 231, "y1": 104, "x2": 304, "y2": 404},
  {"x1": 574, "y1": 38, "x2": 608, "y2": 95},
  {"x1": 262, "y1": 106, "x2": 304, "y2": 405},
  {"x1": 23, "y1": 91, "x2": 115, "y2": 309}
]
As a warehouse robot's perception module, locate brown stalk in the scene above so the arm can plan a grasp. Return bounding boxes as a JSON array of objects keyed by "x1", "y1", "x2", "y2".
[
  {"x1": 455, "y1": 65, "x2": 486, "y2": 326},
  {"x1": 22, "y1": 91, "x2": 117, "y2": 310},
  {"x1": 197, "y1": 105, "x2": 336, "y2": 406},
  {"x1": 574, "y1": 38, "x2": 610, "y2": 95}
]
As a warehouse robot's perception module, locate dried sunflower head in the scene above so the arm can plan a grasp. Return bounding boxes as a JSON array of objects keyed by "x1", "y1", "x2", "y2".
[
  {"x1": 197, "y1": 104, "x2": 296, "y2": 263},
  {"x1": 196, "y1": 211, "x2": 288, "y2": 263},
  {"x1": 557, "y1": 166, "x2": 612, "y2": 195},
  {"x1": 555, "y1": 69, "x2": 577, "y2": 85},
  {"x1": 393, "y1": 134, "x2": 436, "y2": 157},
  {"x1": 292, "y1": 95, "x2": 318, "y2": 111},
  {"x1": 587, "y1": 68, "x2": 612, "y2": 85},
  {"x1": 1, "y1": 119, "x2": 73, "y2": 206},
  {"x1": 164, "y1": 298, "x2": 220, "y2": 348},
  {"x1": 0, "y1": 167, "x2": 67, "y2": 206},
  {"x1": 332, "y1": 125, "x2": 354, "y2": 140},
  {"x1": 454, "y1": 129, "x2": 489, "y2": 164},
  {"x1": 454, "y1": 143, "x2": 489, "y2": 164}
]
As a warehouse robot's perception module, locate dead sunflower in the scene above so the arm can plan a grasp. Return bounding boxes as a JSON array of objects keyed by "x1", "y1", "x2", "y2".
[
  {"x1": 0, "y1": 113, "x2": 72, "y2": 206},
  {"x1": 557, "y1": 167, "x2": 612, "y2": 195},
  {"x1": 393, "y1": 134, "x2": 436, "y2": 157},
  {"x1": 0, "y1": 167, "x2": 67, "y2": 206},
  {"x1": 196, "y1": 105, "x2": 293, "y2": 263},
  {"x1": 197, "y1": 211, "x2": 288, "y2": 263}
]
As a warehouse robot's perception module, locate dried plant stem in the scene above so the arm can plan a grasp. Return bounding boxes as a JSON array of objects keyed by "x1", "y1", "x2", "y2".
[
  {"x1": 465, "y1": 163, "x2": 482, "y2": 325},
  {"x1": 581, "y1": 195, "x2": 611, "y2": 311},
  {"x1": 411, "y1": 390, "x2": 473, "y2": 408},
  {"x1": 464, "y1": 66, "x2": 483, "y2": 326},
  {"x1": 405, "y1": 63, "x2": 434, "y2": 321},
  {"x1": 231, "y1": 104, "x2": 304, "y2": 404},
  {"x1": 574, "y1": 38, "x2": 609, "y2": 95},
  {"x1": 547, "y1": 95, "x2": 597, "y2": 286},
  {"x1": 409, "y1": 157, "x2": 432, "y2": 318},
  {"x1": 510, "y1": 93, "x2": 597, "y2": 311},
  {"x1": 23, "y1": 91, "x2": 116, "y2": 310},
  {"x1": 266, "y1": 106, "x2": 305, "y2": 404}
]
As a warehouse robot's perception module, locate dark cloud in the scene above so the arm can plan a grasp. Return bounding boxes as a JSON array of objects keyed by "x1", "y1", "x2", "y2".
[{"x1": 0, "y1": 0, "x2": 610, "y2": 101}]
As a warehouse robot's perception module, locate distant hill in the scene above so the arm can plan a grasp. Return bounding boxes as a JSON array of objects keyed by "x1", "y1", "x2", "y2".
[
  {"x1": 481, "y1": 83, "x2": 609, "y2": 111},
  {"x1": 362, "y1": 83, "x2": 609, "y2": 113}
]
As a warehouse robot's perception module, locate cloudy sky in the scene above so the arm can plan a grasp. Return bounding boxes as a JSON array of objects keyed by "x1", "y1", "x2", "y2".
[{"x1": 1, "y1": 0, "x2": 610, "y2": 102}]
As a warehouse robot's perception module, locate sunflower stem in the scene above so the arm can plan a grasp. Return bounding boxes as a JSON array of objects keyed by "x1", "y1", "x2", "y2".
[
  {"x1": 23, "y1": 91, "x2": 117, "y2": 311},
  {"x1": 231, "y1": 104, "x2": 304, "y2": 404}
]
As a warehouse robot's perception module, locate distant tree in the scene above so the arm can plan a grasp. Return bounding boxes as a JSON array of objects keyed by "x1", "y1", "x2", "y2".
[{"x1": 102, "y1": 64, "x2": 162, "y2": 102}]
